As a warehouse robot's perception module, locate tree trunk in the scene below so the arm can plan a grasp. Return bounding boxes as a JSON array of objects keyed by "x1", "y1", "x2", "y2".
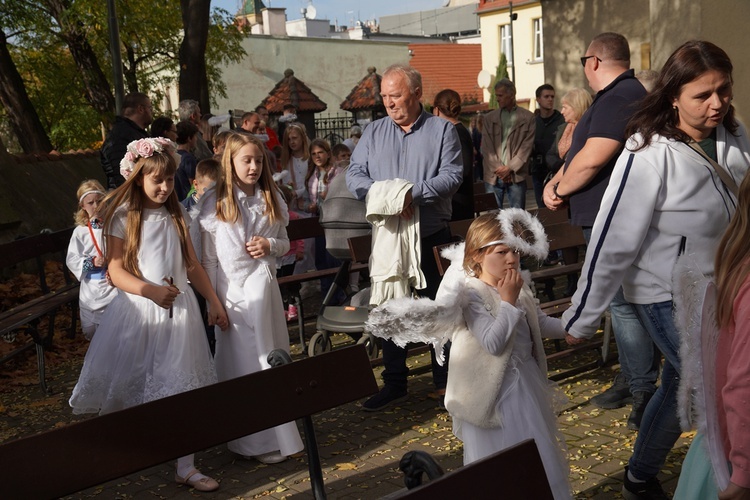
[
  {"x1": 179, "y1": 0, "x2": 211, "y2": 114},
  {"x1": 44, "y1": 0, "x2": 116, "y2": 126},
  {"x1": 0, "y1": 29, "x2": 54, "y2": 153}
]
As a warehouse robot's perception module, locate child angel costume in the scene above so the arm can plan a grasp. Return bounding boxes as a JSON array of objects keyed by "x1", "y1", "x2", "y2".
[
  {"x1": 366, "y1": 209, "x2": 571, "y2": 499},
  {"x1": 196, "y1": 187, "x2": 304, "y2": 458},
  {"x1": 70, "y1": 205, "x2": 217, "y2": 414}
]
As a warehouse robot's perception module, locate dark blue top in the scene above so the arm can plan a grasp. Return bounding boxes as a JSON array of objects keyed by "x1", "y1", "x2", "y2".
[
  {"x1": 564, "y1": 69, "x2": 646, "y2": 226},
  {"x1": 176, "y1": 150, "x2": 198, "y2": 202}
]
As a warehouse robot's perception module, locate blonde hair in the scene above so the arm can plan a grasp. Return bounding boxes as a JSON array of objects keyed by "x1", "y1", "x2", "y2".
[
  {"x1": 715, "y1": 172, "x2": 750, "y2": 328},
  {"x1": 74, "y1": 179, "x2": 106, "y2": 226},
  {"x1": 100, "y1": 151, "x2": 193, "y2": 279},
  {"x1": 561, "y1": 88, "x2": 593, "y2": 122},
  {"x1": 216, "y1": 132, "x2": 284, "y2": 225},
  {"x1": 463, "y1": 212, "x2": 506, "y2": 277},
  {"x1": 279, "y1": 123, "x2": 310, "y2": 174}
]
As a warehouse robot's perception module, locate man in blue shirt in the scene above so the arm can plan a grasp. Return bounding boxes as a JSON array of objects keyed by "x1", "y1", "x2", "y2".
[{"x1": 347, "y1": 64, "x2": 462, "y2": 411}]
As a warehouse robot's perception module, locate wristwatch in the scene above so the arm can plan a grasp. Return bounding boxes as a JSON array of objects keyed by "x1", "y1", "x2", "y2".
[{"x1": 552, "y1": 182, "x2": 567, "y2": 199}]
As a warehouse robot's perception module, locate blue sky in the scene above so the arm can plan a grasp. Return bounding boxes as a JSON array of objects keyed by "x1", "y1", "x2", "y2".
[{"x1": 212, "y1": 0, "x2": 445, "y2": 24}]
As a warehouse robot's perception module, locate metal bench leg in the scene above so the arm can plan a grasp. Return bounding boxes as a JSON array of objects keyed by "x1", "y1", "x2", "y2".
[
  {"x1": 35, "y1": 342, "x2": 49, "y2": 394},
  {"x1": 296, "y1": 295, "x2": 306, "y2": 352},
  {"x1": 267, "y1": 349, "x2": 326, "y2": 499}
]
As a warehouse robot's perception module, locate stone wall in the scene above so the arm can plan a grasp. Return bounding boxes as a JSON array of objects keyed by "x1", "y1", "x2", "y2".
[{"x1": 0, "y1": 151, "x2": 105, "y2": 243}]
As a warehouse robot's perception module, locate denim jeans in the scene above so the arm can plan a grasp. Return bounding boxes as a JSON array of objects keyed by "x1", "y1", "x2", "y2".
[
  {"x1": 381, "y1": 227, "x2": 452, "y2": 391},
  {"x1": 610, "y1": 289, "x2": 660, "y2": 394},
  {"x1": 485, "y1": 180, "x2": 527, "y2": 210},
  {"x1": 628, "y1": 301, "x2": 683, "y2": 480},
  {"x1": 581, "y1": 227, "x2": 659, "y2": 395}
]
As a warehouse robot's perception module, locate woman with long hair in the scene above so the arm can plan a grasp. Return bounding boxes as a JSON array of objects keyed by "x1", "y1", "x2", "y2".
[{"x1": 561, "y1": 40, "x2": 750, "y2": 498}]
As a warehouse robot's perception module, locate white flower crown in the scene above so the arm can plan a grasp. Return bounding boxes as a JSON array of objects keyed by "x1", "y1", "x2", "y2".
[{"x1": 120, "y1": 137, "x2": 177, "y2": 179}]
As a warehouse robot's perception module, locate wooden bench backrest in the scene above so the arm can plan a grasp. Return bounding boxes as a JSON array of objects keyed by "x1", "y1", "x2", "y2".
[
  {"x1": 473, "y1": 192, "x2": 499, "y2": 214},
  {"x1": 348, "y1": 234, "x2": 372, "y2": 264},
  {"x1": 0, "y1": 228, "x2": 74, "y2": 269},
  {"x1": 393, "y1": 439, "x2": 553, "y2": 499},
  {"x1": 286, "y1": 216, "x2": 324, "y2": 240},
  {"x1": 0, "y1": 346, "x2": 377, "y2": 499},
  {"x1": 448, "y1": 219, "x2": 472, "y2": 241}
]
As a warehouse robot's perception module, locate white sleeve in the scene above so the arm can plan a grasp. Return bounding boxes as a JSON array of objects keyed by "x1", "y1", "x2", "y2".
[
  {"x1": 462, "y1": 288, "x2": 524, "y2": 355},
  {"x1": 562, "y1": 150, "x2": 661, "y2": 338},
  {"x1": 65, "y1": 227, "x2": 89, "y2": 281},
  {"x1": 201, "y1": 227, "x2": 218, "y2": 289},
  {"x1": 267, "y1": 223, "x2": 290, "y2": 258}
]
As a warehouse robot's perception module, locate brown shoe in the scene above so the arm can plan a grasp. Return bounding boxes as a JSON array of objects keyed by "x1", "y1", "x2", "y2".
[{"x1": 175, "y1": 468, "x2": 219, "y2": 492}]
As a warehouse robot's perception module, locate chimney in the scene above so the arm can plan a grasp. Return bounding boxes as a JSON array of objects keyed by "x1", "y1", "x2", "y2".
[{"x1": 262, "y1": 8, "x2": 287, "y2": 36}]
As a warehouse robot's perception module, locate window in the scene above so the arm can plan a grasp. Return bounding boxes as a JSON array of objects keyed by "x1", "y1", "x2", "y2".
[
  {"x1": 533, "y1": 18, "x2": 543, "y2": 61},
  {"x1": 500, "y1": 24, "x2": 513, "y2": 65}
]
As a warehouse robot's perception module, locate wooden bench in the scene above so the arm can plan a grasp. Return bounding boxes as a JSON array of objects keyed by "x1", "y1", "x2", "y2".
[
  {"x1": 0, "y1": 345, "x2": 378, "y2": 499},
  {"x1": 0, "y1": 228, "x2": 79, "y2": 393},
  {"x1": 389, "y1": 439, "x2": 552, "y2": 499}
]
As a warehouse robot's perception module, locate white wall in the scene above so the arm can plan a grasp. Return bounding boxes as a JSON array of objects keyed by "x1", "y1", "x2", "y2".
[{"x1": 479, "y1": 3, "x2": 546, "y2": 110}]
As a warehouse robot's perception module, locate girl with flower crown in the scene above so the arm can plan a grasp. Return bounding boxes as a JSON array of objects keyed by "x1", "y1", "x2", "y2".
[
  {"x1": 66, "y1": 179, "x2": 118, "y2": 339},
  {"x1": 195, "y1": 132, "x2": 304, "y2": 464},
  {"x1": 69, "y1": 137, "x2": 229, "y2": 492},
  {"x1": 367, "y1": 209, "x2": 572, "y2": 499}
]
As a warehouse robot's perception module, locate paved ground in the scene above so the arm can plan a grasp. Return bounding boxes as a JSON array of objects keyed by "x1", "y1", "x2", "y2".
[{"x1": 0, "y1": 330, "x2": 692, "y2": 500}]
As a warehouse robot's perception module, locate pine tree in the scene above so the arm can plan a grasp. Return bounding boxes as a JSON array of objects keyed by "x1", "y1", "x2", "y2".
[{"x1": 488, "y1": 53, "x2": 509, "y2": 109}]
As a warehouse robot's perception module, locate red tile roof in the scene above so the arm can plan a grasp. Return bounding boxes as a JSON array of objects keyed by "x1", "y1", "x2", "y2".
[
  {"x1": 477, "y1": 0, "x2": 536, "y2": 13},
  {"x1": 340, "y1": 67, "x2": 385, "y2": 112},
  {"x1": 408, "y1": 44, "x2": 483, "y2": 107},
  {"x1": 261, "y1": 69, "x2": 328, "y2": 114}
]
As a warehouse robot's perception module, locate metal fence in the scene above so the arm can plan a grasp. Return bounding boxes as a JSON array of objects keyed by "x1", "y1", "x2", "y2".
[{"x1": 314, "y1": 112, "x2": 355, "y2": 146}]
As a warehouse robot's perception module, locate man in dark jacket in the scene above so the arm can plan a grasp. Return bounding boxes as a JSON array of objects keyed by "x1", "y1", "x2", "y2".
[
  {"x1": 100, "y1": 93, "x2": 153, "y2": 188},
  {"x1": 531, "y1": 84, "x2": 564, "y2": 207}
]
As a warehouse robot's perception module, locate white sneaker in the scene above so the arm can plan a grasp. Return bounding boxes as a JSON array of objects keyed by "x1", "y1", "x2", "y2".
[{"x1": 254, "y1": 451, "x2": 287, "y2": 464}]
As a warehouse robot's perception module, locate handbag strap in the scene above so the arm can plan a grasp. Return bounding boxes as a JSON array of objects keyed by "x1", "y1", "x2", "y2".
[{"x1": 689, "y1": 141, "x2": 739, "y2": 198}]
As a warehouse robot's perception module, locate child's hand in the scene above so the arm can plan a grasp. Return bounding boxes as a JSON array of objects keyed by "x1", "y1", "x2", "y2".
[
  {"x1": 93, "y1": 255, "x2": 105, "y2": 268},
  {"x1": 148, "y1": 283, "x2": 180, "y2": 309},
  {"x1": 295, "y1": 250, "x2": 304, "y2": 261},
  {"x1": 246, "y1": 236, "x2": 270, "y2": 258},
  {"x1": 207, "y1": 300, "x2": 229, "y2": 331},
  {"x1": 565, "y1": 333, "x2": 586, "y2": 346},
  {"x1": 496, "y1": 268, "x2": 523, "y2": 305}
]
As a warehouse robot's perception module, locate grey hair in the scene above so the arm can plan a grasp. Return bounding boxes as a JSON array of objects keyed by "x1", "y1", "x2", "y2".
[
  {"x1": 494, "y1": 78, "x2": 516, "y2": 94},
  {"x1": 383, "y1": 63, "x2": 422, "y2": 95},
  {"x1": 178, "y1": 99, "x2": 200, "y2": 121}
]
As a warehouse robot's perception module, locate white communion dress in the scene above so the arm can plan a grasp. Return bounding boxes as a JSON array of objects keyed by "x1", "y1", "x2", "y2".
[
  {"x1": 69, "y1": 206, "x2": 216, "y2": 415},
  {"x1": 451, "y1": 280, "x2": 572, "y2": 500},
  {"x1": 198, "y1": 187, "x2": 304, "y2": 458}
]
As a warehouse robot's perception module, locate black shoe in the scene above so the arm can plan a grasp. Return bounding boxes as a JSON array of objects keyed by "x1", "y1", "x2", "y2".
[
  {"x1": 590, "y1": 373, "x2": 632, "y2": 409},
  {"x1": 362, "y1": 386, "x2": 408, "y2": 412},
  {"x1": 621, "y1": 466, "x2": 669, "y2": 500},
  {"x1": 627, "y1": 391, "x2": 653, "y2": 431}
]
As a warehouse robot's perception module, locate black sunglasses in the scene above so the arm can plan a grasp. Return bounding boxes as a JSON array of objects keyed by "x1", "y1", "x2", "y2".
[{"x1": 580, "y1": 55, "x2": 602, "y2": 67}]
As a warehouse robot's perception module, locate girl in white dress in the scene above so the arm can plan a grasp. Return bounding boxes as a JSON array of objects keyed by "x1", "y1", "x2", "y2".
[
  {"x1": 197, "y1": 133, "x2": 304, "y2": 464},
  {"x1": 445, "y1": 211, "x2": 571, "y2": 499},
  {"x1": 69, "y1": 138, "x2": 229, "y2": 492},
  {"x1": 66, "y1": 179, "x2": 118, "y2": 339}
]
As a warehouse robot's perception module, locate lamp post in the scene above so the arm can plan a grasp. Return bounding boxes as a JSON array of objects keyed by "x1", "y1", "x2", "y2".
[{"x1": 509, "y1": 2, "x2": 517, "y2": 83}]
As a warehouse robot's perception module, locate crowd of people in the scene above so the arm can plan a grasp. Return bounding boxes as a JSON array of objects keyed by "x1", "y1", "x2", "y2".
[{"x1": 63, "y1": 33, "x2": 750, "y2": 499}]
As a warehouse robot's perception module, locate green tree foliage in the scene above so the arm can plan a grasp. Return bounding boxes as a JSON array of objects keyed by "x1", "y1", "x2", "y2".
[
  {"x1": 488, "y1": 53, "x2": 509, "y2": 110},
  {"x1": 0, "y1": 0, "x2": 246, "y2": 152}
]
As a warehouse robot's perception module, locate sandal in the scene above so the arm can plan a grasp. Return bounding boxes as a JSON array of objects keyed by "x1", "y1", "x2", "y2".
[{"x1": 175, "y1": 468, "x2": 219, "y2": 492}]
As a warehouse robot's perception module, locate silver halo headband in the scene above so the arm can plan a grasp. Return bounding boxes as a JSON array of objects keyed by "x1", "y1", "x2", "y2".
[
  {"x1": 486, "y1": 208, "x2": 549, "y2": 260},
  {"x1": 79, "y1": 190, "x2": 105, "y2": 204}
]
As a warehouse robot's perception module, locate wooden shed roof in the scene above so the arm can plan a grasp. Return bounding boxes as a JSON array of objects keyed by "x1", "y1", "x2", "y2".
[
  {"x1": 340, "y1": 67, "x2": 384, "y2": 112},
  {"x1": 261, "y1": 69, "x2": 328, "y2": 114}
]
